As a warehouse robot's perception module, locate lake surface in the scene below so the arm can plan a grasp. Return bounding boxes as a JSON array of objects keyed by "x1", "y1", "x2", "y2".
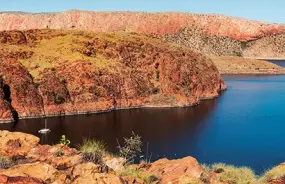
[
  {"x1": 266, "y1": 60, "x2": 285, "y2": 67},
  {"x1": 1, "y1": 75, "x2": 285, "y2": 174}
]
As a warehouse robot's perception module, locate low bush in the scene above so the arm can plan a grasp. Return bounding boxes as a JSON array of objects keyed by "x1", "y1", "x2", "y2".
[
  {"x1": 55, "y1": 94, "x2": 65, "y2": 104},
  {"x1": 152, "y1": 87, "x2": 160, "y2": 94},
  {"x1": 117, "y1": 132, "x2": 142, "y2": 164},
  {"x1": 0, "y1": 156, "x2": 13, "y2": 169},
  {"x1": 80, "y1": 139, "x2": 107, "y2": 164},
  {"x1": 118, "y1": 166, "x2": 160, "y2": 184},
  {"x1": 59, "y1": 135, "x2": 71, "y2": 146},
  {"x1": 259, "y1": 165, "x2": 285, "y2": 183},
  {"x1": 54, "y1": 149, "x2": 65, "y2": 157},
  {"x1": 211, "y1": 163, "x2": 257, "y2": 184}
]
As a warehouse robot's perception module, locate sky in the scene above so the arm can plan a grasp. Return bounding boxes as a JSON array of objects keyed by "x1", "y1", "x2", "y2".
[{"x1": 0, "y1": 0, "x2": 284, "y2": 24}]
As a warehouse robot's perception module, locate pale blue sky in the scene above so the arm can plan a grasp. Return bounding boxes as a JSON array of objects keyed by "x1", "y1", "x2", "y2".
[{"x1": 0, "y1": 0, "x2": 284, "y2": 23}]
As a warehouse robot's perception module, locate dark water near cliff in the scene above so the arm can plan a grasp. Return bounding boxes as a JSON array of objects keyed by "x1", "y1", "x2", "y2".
[
  {"x1": 267, "y1": 60, "x2": 285, "y2": 67},
  {"x1": 1, "y1": 75, "x2": 285, "y2": 174}
]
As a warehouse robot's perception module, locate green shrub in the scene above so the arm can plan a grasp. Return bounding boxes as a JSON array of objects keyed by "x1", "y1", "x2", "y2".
[
  {"x1": 155, "y1": 70, "x2": 160, "y2": 81},
  {"x1": 80, "y1": 139, "x2": 106, "y2": 164},
  {"x1": 54, "y1": 149, "x2": 65, "y2": 157},
  {"x1": 118, "y1": 132, "x2": 142, "y2": 164},
  {"x1": 55, "y1": 94, "x2": 65, "y2": 104},
  {"x1": 233, "y1": 51, "x2": 243, "y2": 57},
  {"x1": 59, "y1": 135, "x2": 71, "y2": 146},
  {"x1": 0, "y1": 156, "x2": 13, "y2": 169},
  {"x1": 33, "y1": 83, "x2": 40, "y2": 89},
  {"x1": 211, "y1": 163, "x2": 257, "y2": 184},
  {"x1": 152, "y1": 87, "x2": 160, "y2": 94}
]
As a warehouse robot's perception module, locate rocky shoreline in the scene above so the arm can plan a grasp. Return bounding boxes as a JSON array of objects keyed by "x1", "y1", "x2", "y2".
[
  {"x1": 0, "y1": 130, "x2": 284, "y2": 184},
  {"x1": 0, "y1": 89, "x2": 225, "y2": 124}
]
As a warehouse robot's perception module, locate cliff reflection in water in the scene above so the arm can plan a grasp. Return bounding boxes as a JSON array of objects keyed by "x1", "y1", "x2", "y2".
[{"x1": 0, "y1": 97, "x2": 219, "y2": 160}]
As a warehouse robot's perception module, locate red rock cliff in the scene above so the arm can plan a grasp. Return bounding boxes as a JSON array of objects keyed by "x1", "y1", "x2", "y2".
[
  {"x1": 0, "y1": 11, "x2": 285, "y2": 41},
  {"x1": 0, "y1": 29, "x2": 226, "y2": 122}
]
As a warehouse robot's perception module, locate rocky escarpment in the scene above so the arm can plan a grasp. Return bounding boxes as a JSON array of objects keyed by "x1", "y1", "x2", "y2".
[
  {"x1": 0, "y1": 29, "x2": 225, "y2": 122},
  {"x1": 0, "y1": 10, "x2": 285, "y2": 41},
  {"x1": 0, "y1": 130, "x2": 284, "y2": 184}
]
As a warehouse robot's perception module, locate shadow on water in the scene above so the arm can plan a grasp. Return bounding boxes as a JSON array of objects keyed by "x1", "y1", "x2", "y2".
[{"x1": 0, "y1": 96, "x2": 220, "y2": 159}]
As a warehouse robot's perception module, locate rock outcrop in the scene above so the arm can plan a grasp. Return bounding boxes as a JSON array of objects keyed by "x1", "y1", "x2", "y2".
[
  {"x1": 0, "y1": 29, "x2": 225, "y2": 122},
  {"x1": 0, "y1": 130, "x2": 284, "y2": 184}
]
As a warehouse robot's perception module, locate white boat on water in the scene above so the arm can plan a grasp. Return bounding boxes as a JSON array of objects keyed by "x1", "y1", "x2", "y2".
[{"x1": 38, "y1": 119, "x2": 51, "y2": 134}]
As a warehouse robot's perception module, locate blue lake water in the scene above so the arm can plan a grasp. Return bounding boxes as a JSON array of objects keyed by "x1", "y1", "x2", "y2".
[{"x1": 1, "y1": 75, "x2": 285, "y2": 174}]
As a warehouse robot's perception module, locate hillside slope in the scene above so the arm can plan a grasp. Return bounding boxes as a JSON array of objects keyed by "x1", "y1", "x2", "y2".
[
  {"x1": 0, "y1": 29, "x2": 225, "y2": 122},
  {"x1": 1, "y1": 11, "x2": 284, "y2": 58},
  {"x1": 163, "y1": 28, "x2": 285, "y2": 58},
  {"x1": 0, "y1": 10, "x2": 284, "y2": 41}
]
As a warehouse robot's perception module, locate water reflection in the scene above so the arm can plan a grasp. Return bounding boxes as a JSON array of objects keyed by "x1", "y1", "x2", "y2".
[{"x1": 0, "y1": 96, "x2": 219, "y2": 160}]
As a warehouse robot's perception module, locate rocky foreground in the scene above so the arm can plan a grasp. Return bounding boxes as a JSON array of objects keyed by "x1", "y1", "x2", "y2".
[
  {"x1": 0, "y1": 130, "x2": 284, "y2": 184},
  {"x1": 0, "y1": 29, "x2": 225, "y2": 122}
]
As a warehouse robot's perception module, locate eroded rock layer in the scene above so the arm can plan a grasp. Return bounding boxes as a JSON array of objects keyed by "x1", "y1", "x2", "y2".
[{"x1": 0, "y1": 29, "x2": 225, "y2": 122}]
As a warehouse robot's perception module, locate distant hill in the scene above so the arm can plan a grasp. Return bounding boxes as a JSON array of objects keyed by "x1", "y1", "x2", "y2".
[
  {"x1": 1, "y1": 10, "x2": 284, "y2": 58},
  {"x1": 0, "y1": 10, "x2": 284, "y2": 41}
]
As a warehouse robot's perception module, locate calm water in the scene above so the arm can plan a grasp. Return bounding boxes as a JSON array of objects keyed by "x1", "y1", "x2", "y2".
[
  {"x1": 267, "y1": 60, "x2": 285, "y2": 67},
  {"x1": 1, "y1": 75, "x2": 285, "y2": 174}
]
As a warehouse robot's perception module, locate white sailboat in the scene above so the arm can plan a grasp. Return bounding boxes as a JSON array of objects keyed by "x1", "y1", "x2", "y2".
[{"x1": 38, "y1": 118, "x2": 51, "y2": 134}]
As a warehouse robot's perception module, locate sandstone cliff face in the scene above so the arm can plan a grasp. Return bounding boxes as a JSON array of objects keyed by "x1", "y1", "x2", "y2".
[
  {"x1": 0, "y1": 11, "x2": 284, "y2": 41},
  {"x1": 0, "y1": 29, "x2": 225, "y2": 122}
]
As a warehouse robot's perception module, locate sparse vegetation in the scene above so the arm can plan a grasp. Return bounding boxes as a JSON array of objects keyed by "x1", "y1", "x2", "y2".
[
  {"x1": 0, "y1": 156, "x2": 13, "y2": 169},
  {"x1": 118, "y1": 166, "x2": 160, "y2": 184},
  {"x1": 33, "y1": 82, "x2": 40, "y2": 89},
  {"x1": 55, "y1": 94, "x2": 65, "y2": 104},
  {"x1": 59, "y1": 135, "x2": 71, "y2": 146},
  {"x1": 54, "y1": 149, "x2": 65, "y2": 157},
  {"x1": 234, "y1": 51, "x2": 243, "y2": 57},
  {"x1": 117, "y1": 132, "x2": 143, "y2": 164},
  {"x1": 155, "y1": 70, "x2": 160, "y2": 81},
  {"x1": 152, "y1": 87, "x2": 160, "y2": 94},
  {"x1": 80, "y1": 139, "x2": 107, "y2": 164},
  {"x1": 211, "y1": 163, "x2": 257, "y2": 184},
  {"x1": 259, "y1": 165, "x2": 285, "y2": 183}
]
